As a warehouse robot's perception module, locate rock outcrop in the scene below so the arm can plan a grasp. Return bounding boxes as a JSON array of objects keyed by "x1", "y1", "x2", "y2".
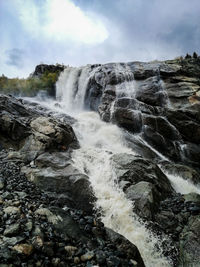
[
  {"x1": 111, "y1": 153, "x2": 174, "y2": 220},
  {"x1": 0, "y1": 95, "x2": 78, "y2": 159},
  {"x1": 0, "y1": 95, "x2": 95, "y2": 213},
  {"x1": 77, "y1": 58, "x2": 200, "y2": 168},
  {"x1": 31, "y1": 64, "x2": 65, "y2": 78}
]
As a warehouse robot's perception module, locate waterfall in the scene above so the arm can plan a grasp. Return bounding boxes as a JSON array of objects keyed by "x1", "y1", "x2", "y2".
[
  {"x1": 55, "y1": 65, "x2": 173, "y2": 266},
  {"x1": 56, "y1": 65, "x2": 92, "y2": 112},
  {"x1": 71, "y1": 112, "x2": 171, "y2": 267},
  {"x1": 114, "y1": 63, "x2": 137, "y2": 98}
]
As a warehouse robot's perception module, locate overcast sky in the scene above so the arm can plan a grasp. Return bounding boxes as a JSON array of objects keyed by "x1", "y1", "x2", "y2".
[{"x1": 1, "y1": 0, "x2": 200, "y2": 78}]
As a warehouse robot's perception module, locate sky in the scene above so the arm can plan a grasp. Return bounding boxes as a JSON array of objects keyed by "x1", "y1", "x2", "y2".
[{"x1": 0, "y1": 0, "x2": 200, "y2": 78}]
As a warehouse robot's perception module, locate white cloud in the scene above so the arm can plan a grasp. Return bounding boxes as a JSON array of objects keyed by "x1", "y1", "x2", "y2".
[
  {"x1": 1, "y1": 0, "x2": 200, "y2": 78},
  {"x1": 17, "y1": 0, "x2": 108, "y2": 44}
]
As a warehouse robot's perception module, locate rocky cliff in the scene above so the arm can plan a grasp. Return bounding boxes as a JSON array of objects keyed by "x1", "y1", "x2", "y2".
[{"x1": 0, "y1": 57, "x2": 200, "y2": 266}]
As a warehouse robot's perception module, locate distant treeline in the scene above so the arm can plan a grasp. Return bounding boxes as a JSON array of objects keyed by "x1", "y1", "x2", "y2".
[{"x1": 0, "y1": 70, "x2": 60, "y2": 97}]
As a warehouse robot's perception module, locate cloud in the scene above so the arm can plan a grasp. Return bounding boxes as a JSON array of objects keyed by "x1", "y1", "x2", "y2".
[
  {"x1": 0, "y1": 0, "x2": 200, "y2": 77},
  {"x1": 5, "y1": 48, "x2": 25, "y2": 67},
  {"x1": 16, "y1": 0, "x2": 108, "y2": 44}
]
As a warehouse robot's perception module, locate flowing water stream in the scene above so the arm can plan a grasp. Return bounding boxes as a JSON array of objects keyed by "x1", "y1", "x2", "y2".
[{"x1": 70, "y1": 111, "x2": 171, "y2": 266}]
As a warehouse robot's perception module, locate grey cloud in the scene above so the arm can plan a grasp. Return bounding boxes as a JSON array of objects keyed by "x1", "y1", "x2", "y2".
[
  {"x1": 77, "y1": 0, "x2": 200, "y2": 57},
  {"x1": 1, "y1": 0, "x2": 200, "y2": 78},
  {"x1": 5, "y1": 48, "x2": 25, "y2": 67}
]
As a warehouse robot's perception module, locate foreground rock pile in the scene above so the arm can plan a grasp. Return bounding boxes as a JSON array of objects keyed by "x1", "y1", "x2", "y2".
[{"x1": 0, "y1": 150, "x2": 144, "y2": 266}]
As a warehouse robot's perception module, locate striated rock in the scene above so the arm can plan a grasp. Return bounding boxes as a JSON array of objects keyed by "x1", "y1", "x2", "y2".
[
  {"x1": 166, "y1": 109, "x2": 200, "y2": 145},
  {"x1": 105, "y1": 228, "x2": 145, "y2": 267},
  {"x1": 112, "y1": 107, "x2": 142, "y2": 133},
  {"x1": 133, "y1": 63, "x2": 159, "y2": 80},
  {"x1": 22, "y1": 161, "x2": 95, "y2": 213},
  {"x1": 135, "y1": 76, "x2": 167, "y2": 106}
]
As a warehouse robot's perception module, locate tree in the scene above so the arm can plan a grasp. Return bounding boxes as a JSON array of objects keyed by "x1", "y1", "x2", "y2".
[
  {"x1": 185, "y1": 53, "x2": 192, "y2": 59},
  {"x1": 193, "y1": 52, "x2": 198, "y2": 58}
]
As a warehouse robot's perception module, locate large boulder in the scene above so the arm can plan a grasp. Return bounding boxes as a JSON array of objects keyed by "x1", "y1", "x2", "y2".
[
  {"x1": 135, "y1": 76, "x2": 168, "y2": 107},
  {"x1": 21, "y1": 151, "x2": 95, "y2": 213},
  {"x1": 111, "y1": 153, "x2": 174, "y2": 219},
  {"x1": 0, "y1": 95, "x2": 79, "y2": 161},
  {"x1": 166, "y1": 109, "x2": 200, "y2": 144}
]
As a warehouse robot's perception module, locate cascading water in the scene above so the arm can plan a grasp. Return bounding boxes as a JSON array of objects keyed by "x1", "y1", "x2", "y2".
[
  {"x1": 55, "y1": 65, "x2": 172, "y2": 266},
  {"x1": 71, "y1": 112, "x2": 171, "y2": 267},
  {"x1": 114, "y1": 63, "x2": 137, "y2": 98},
  {"x1": 56, "y1": 65, "x2": 92, "y2": 112},
  {"x1": 161, "y1": 170, "x2": 200, "y2": 195}
]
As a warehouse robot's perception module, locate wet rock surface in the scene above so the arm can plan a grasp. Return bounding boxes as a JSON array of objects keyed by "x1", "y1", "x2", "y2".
[
  {"x1": 111, "y1": 153, "x2": 174, "y2": 220},
  {"x1": 0, "y1": 150, "x2": 145, "y2": 266},
  {"x1": 86, "y1": 58, "x2": 200, "y2": 168}
]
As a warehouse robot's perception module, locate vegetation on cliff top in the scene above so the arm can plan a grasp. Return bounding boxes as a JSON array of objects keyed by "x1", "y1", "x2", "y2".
[{"x1": 0, "y1": 69, "x2": 61, "y2": 97}]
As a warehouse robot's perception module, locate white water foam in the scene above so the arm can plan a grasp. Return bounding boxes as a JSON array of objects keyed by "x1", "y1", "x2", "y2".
[
  {"x1": 162, "y1": 171, "x2": 200, "y2": 195},
  {"x1": 114, "y1": 63, "x2": 137, "y2": 98},
  {"x1": 56, "y1": 65, "x2": 91, "y2": 112},
  {"x1": 70, "y1": 112, "x2": 171, "y2": 267}
]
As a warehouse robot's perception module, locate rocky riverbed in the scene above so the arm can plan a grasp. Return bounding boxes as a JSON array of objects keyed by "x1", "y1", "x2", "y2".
[{"x1": 0, "y1": 149, "x2": 144, "y2": 267}]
